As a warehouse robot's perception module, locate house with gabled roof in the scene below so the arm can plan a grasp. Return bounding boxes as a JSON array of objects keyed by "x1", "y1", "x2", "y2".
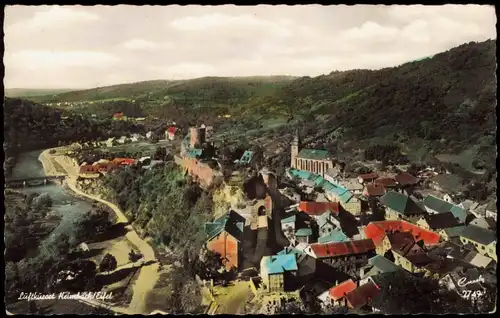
[
  {"x1": 281, "y1": 215, "x2": 297, "y2": 233},
  {"x1": 459, "y1": 224, "x2": 497, "y2": 261},
  {"x1": 234, "y1": 150, "x2": 260, "y2": 167},
  {"x1": 324, "y1": 165, "x2": 343, "y2": 184},
  {"x1": 305, "y1": 239, "x2": 376, "y2": 270},
  {"x1": 364, "y1": 220, "x2": 441, "y2": 250},
  {"x1": 337, "y1": 178, "x2": 364, "y2": 194},
  {"x1": 380, "y1": 191, "x2": 427, "y2": 222},
  {"x1": 394, "y1": 172, "x2": 419, "y2": 188},
  {"x1": 295, "y1": 227, "x2": 313, "y2": 244},
  {"x1": 105, "y1": 137, "x2": 116, "y2": 148},
  {"x1": 113, "y1": 112, "x2": 125, "y2": 120},
  {"x1": 363, "y1": 183, "x2": 386, "y2": 198},
  {"x1": 422, "y1": 195, "x2": 469, "y2": 223},
  {"x1": 416, "y1": 212, "x2": 460, "y2": 232},
  {"x1": 345, "y1": 281, "x2": 381, "y2": 311},
  {"x1": 391, "y1": 241, "x2": 435, "y2": 274},
  {"x1": 485, "y1": 200, "x2": 497, "y2": 221},
  {"x1": 318, "y1": 228, "x2": 350, "y2": 244},
  {"x1": 260, "y1": 254, "x2": 298, "y2": 293},
  {"x1": 165, "y1": 126, "x2": 178, "y2": 140},
  {"x1": 298, "y1": 201, "x2": 340, "y2": 218},
  {"x1": 358, "y1": 173, "x2": 379, "y2": 184},
  {"x1": 428, "y1": 240, "x2": 494, "y2": 269},
  {"x1": 205, "y1": 210, "x2": 245, "y2": 270},
  {"x1": 287, "y1": 169, "x2": 361, "y2": 216},
  {"x1": 316, "y1": 211, "x2": 341, "y2": 237},
  {"x1": 360, "y1": 255, "x2": 402, "y2": 280},
  {"x1": 377, "y1": 231, "x2": 416, "y2": 256},
  {"x1": 374, "y1": 177, "x2": 398, "y2": 190},
  {"x1": 438, "y1": 226, "x2": 466, "y2": 241},
  {"x1": 327, "y1": 279, "x2": 357, "y2": 307},
  {"x1": 469, "y1": 217, "x2": 496, "y2": 231}
]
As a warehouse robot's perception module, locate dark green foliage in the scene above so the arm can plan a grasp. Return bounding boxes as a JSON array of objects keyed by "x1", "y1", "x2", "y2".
[
  {"x1": 3, "y1": 97, "x2": 145, "y2": 156},
  {"x1": 372, "y1": 271, "x2": 485, "y2": 314},
  {"x1": 364, "y1": 144, "x2": 409, "y2": 165},
  {"x1": 103, "y1": 164, "x2": 213, "y2": 254},
  {"x1": 463, "y1": 182, "x2": 494, "y2": 201},
  {"x1": 99, "y1": 253, "x2": 118, "y2": 273}
]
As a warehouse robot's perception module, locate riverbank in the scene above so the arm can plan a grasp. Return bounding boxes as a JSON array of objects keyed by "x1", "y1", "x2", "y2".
[{"x1": 38, "y1": 147, "x2": 162, "y2": 315}]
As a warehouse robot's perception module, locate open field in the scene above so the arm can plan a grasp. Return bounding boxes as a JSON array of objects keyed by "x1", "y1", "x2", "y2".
[{"x1": 436, "y1": 145, "x2": 486, "y2": 174}]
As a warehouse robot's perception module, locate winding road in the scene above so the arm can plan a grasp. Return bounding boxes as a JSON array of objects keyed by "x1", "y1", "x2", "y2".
[{"x1": 39, "y1": 148, "x2": 160, "y2": 315}]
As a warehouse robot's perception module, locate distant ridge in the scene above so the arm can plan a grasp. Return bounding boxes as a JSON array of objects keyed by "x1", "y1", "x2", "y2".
[{"x1": 5, "y1": 88, "x2": 80, "y2": 98}]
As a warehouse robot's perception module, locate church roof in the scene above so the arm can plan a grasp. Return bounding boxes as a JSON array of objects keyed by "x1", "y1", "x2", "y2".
[{"x1": 297, "y1": 148, "x2": 332, "y2": 161}]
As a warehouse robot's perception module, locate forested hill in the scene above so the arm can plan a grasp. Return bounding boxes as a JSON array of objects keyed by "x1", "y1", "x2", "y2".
[
  {"x1": 3, "y1": 98, "x2": 145, "y2": 158},
  {"x1": 11, "y1": 39, "x2": 497, "y2": 168}
]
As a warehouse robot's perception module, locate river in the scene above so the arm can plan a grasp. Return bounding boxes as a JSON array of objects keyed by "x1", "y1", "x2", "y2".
[{"x1": 11, "y1": 150, "x2": 93, "y2": 215}]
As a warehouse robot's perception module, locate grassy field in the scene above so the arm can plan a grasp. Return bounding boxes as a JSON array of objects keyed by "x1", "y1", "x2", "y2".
[{"x1": 436, "y1": 145, "x2": 484, "y2": 173}]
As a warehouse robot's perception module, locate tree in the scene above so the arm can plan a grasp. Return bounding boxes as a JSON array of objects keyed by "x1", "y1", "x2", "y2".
[
  {"x1": 129, "y1": 249, "x2": 142, "y2": 263},
  {"x1": 55, "y1": 233, "x2": 71, "y2": 256},
  {"x1": 99, "y1": 253, "x2": 117, "y2": 273}
]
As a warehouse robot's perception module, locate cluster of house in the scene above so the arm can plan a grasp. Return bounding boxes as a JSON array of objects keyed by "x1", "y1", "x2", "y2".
[
  {"x1": 78, "y1": 156, "x2": 164, "y2": 178},
  {"x1": 99, "y1": 125, "x2": 181, "y2": 148},
  {"x1": 112, "y1": 112, "x2": 146, "y2": 121},
  {"x1": 79, "y1": 158, "x2": 136, "y2": 178},
  {"x1": 198, "y1": 130, "x2": 496, "y2": 313}
]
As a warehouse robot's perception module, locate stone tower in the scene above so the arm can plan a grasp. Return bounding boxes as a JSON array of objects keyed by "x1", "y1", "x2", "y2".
[{"x1": 290, "y1": 129, "x2": 300, "y2": 169}]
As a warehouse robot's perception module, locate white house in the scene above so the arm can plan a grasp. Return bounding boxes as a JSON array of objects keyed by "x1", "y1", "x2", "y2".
[
  {"x1": 117, "y1": 136, "x2": 129, "y2": 144},
  {"x1": 105, "y1": 137, "x2": 116, "y2": 148},
  {"x1": 130, "y1": 133, "x2": 142, "y2": 142},
  {"x1": 443, "y1": 194, "x2": 455, "y2": 204},
  {"x1": 78, "y1": 242, "x2": 89, "y2": 252}
]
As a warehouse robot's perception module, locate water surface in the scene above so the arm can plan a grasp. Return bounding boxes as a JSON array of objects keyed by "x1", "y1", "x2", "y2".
[{"x1": 12, "y1": 150, "x2": 93, "y2": 215}]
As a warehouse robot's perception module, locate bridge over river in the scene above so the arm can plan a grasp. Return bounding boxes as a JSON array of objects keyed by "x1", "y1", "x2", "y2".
[{"x1": 5, "y1": 175, "x2": 67, "y2": 188}]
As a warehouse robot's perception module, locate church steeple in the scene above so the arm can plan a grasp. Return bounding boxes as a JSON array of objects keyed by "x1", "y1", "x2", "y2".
[
  {"x1": 291, "y1": 129, "x2": 300, "y2": 169},
  {"x1": 293, "y1": 129, "x2": 300, "y2": 146}
]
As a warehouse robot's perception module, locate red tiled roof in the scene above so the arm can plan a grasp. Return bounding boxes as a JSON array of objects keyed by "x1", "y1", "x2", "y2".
[
  {"x1": 401, "y1": 250, "x2": 434, "y2": 266},
  {"x1": 310, "y1": 239, "x2": 375, "y2": 259},
  {"x1": 112, "y1": 158, "x2": 136, "y2": 165},
  {"x1": 386, "y1": 231, "x2": 415, "y2": 250},
  {"x1": 167, "y1": 126, "x2": 178, "y2": 134},
  {"x1": 329, "y1": 279, "x2": 357, "y2": 301},
  {"x1": 95, "y1": 162, "x2": 120, "y2": 172},
  {"x1": 346, "y1": 282, "x2": 381, "y2": 309},
  {"x1": 363, "y1": 184, "x2": 386, "y2": 197},
  {"x1": 395, "y1": 172, "x2": 419, "y2": 186},
  {"x1": 374, "y1": 177, "x2": 397, "y2": 188},
  {"x1": 358, "y1": 173, "x2": 379, "y2": 181},
  {"x1": 79, "y1": 165, "x2": 99, "y2": 173},
  {"x1": 364, "y1": 220, "x2": 440, "y2": 247},
  {"x1": 299, "y1": 201, "x2": 340, "y2": 216}
]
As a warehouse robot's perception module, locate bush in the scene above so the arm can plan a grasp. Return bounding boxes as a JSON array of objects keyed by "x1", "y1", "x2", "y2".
[
  {"x1": 31, "y1": 193, "x2": 53, "y2": 210},
  {"x1": 99, "y1": 253, "x2": 117, "y2": 273}
]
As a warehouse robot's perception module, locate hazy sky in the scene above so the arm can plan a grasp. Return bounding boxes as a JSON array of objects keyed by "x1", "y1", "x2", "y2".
[{"x1": 4, "y1": 5, "x2": 496, "y2": 89}]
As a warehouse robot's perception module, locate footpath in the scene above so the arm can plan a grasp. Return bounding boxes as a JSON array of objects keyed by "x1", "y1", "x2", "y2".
[{"x1": 39, "y1": 148, "x2": 161, "y2": 315}]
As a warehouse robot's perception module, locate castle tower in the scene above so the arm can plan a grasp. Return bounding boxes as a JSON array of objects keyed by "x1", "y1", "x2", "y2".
[
  {"x1": 291, "y1": 129, "x2": 300, "y2": 169},
  {"x1": 189, "y1": 127, "x2": 206, "y2": 148}
]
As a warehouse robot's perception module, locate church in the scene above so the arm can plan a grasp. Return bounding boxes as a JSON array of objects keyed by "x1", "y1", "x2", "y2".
[{"x1": 290, "y1": 130, "x2": 334, "y2": 177}]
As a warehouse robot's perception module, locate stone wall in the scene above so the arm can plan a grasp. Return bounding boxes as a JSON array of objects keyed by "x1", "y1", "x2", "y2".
[{"x1": 182, "y1": 157, "x2": 222, "y2": 187}]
